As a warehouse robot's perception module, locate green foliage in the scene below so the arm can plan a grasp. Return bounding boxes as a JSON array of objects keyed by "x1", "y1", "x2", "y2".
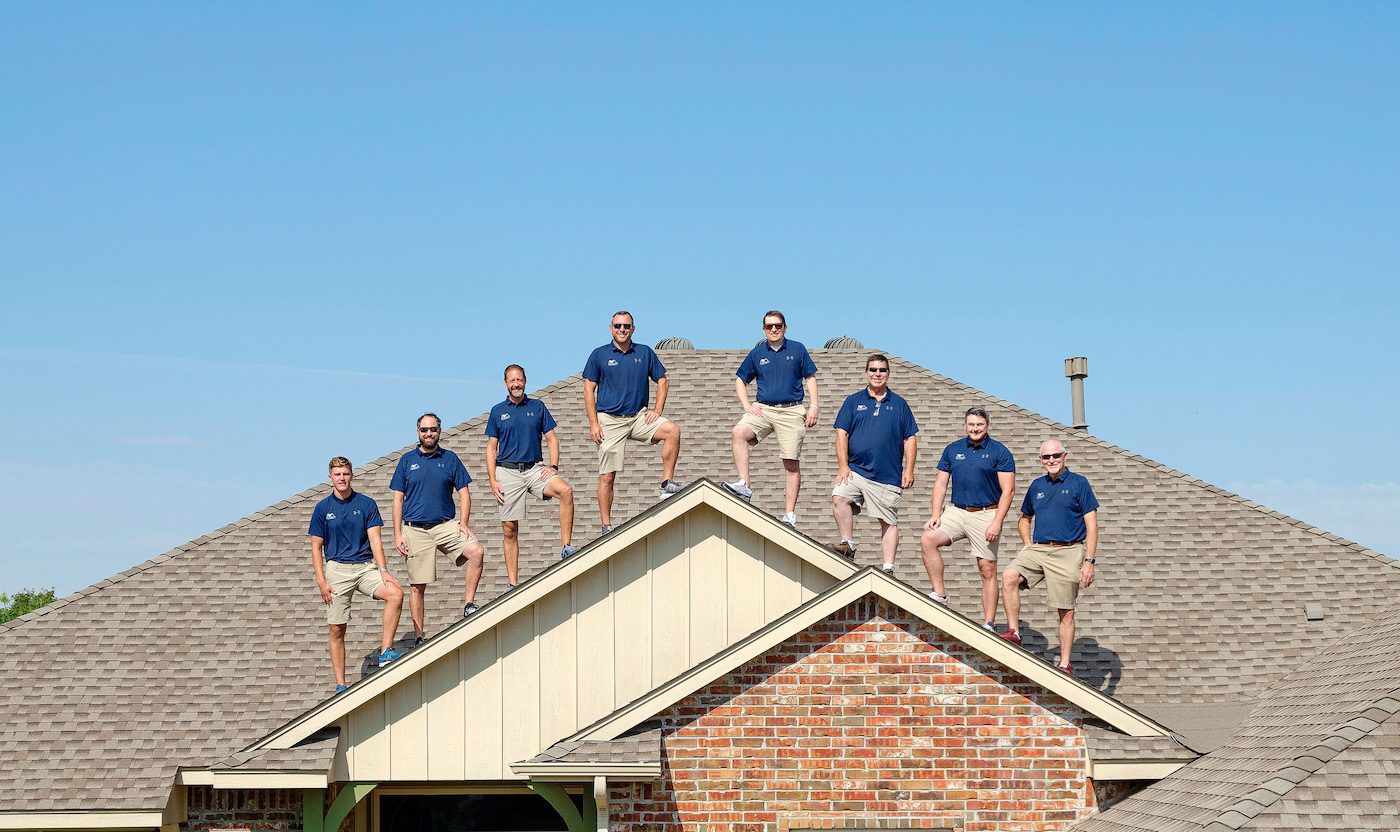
[{"x1": 0, "y1": 588, "x2": 57, "y2": 624}]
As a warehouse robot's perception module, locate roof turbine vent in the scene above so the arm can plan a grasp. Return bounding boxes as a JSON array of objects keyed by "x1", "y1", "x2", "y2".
[
  {"x1": 655, "y1": 337, "x2": 695, "y2": 351},
  {"x1": 824, "y1": 336, "x2": 864, "y2": 349}
]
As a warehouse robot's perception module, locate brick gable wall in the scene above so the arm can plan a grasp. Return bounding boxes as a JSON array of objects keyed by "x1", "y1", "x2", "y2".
[{"x1": 608, "y1": 596, "x2": 1099, "y2": 831}]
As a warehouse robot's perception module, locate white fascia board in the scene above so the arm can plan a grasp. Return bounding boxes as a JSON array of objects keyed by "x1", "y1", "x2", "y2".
[
  {"x1": 0, "y1": 812, "x2": 163, "y2": 830},
  {"x1": 174, "y1": 770, "x2": 213, "y2": 786},
  {"x1": 511, "y1": 763, "x2": 662, "y2": 781},
  {"x1": 209, "y1": 771, "x2": 329, "y2": 789},
  {"x1": 1087, "y1": 760, "x2": 1190, "y2": 780}
]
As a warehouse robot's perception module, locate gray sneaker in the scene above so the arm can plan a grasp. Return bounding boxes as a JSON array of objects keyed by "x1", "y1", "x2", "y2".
[
  {"x1": 659, "y1": 479, "x2": 685, "y2": 500},
  {"x1": 722, "y1": 480, "x2": 753, "y2": 502},
  {"x1": 600, "y1": 523, "x2": 614, "y2": 535},
  {"x1": 561, "y1": 544, "x2": 578, "y2": 559},
  {"x1": 779, "y1": 512, "x2": 798, "y2": 528},
  {"x1": 463, "y1": 602, "x2": 480, "y2": 617}
]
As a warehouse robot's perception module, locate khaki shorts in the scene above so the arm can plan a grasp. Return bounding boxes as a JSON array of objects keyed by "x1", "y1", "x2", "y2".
[
  {"x1": 1009, "y1": 543, "x2": 1086, "y2": 609},
  {"x1": 938, "y1": 504, "x2": 1002, "y2": 562},
  {"x1": 832, "y1": 471, "x2": 902, "y2": 525},
  {"x1": 325, "y1": 560, "x2": 384, "y2": 626},
  {"x1": 597, "y1": 411, "x2": 670, "y2": 475},
  {"x1": 403, "y1": 520, "x2": 471, "y2": 584},
  {"x1": 738, "y1": 403, "x2": 808, "y2": 460},
  {"x1": 497, "y1": 464, "x2": 557, "y2": 522}
]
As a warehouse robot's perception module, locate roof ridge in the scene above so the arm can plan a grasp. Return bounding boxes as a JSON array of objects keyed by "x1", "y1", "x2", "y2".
[
  {"x1": 882, "y1": 353, "x2": 1396, "y2": 569},
  {"x1": 1198, "y1": 684, "x2": 1400, "y2": 831}
]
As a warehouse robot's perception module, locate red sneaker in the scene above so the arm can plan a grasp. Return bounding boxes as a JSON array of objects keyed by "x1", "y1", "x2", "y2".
[
  {"x1": 1057, "y1": 663, "x2": 1074, "y2": 676},
  {"x1": 1000, "y1": 629, "x2": 1022, "y2": 646}
]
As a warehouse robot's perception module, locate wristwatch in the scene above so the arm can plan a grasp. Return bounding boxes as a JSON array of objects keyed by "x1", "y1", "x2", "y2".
[{"x1": 1084, "y1": 557, "x2": 1097, "y2": 564}]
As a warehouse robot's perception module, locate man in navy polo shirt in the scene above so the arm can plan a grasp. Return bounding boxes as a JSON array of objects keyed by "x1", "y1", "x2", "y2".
[
  {"x1": 308, "y1": 456, "x2": 404, "y2": 693},
  {"x1": 921, "y1": 407, "x2": 1016, "y2": 630},
  {"x1": 390, "y1": 413, "x2": 486, "y2": 642},
  {"x1": 1000, "y1": 439, "x2": 1099, "y2": 676},
  {"x1": 486, "y1": 364, "x2": 578, "y2": 585},
  {"x1": 829, "y1": 354, "x2": 918, "y2": 570},
  {"x1": 723, "y1": 309, "x2": 820, "y2": 529},
  {"x1": 583, "y1": 310, "x2": 685, "y2": 533}
]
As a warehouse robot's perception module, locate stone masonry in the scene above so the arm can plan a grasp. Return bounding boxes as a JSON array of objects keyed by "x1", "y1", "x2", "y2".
[{"x1": 608, "y1": 596, "x2": 1103, "y2": 831}]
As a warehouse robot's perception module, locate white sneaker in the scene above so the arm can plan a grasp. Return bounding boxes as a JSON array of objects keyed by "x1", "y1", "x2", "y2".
[
  {"x1": 928, "y1": 591, "x2": 948, "y2": 604},
  {"x1": 880, "y1": 563, "x2": 894, "y2": 573},
  {"x1": 780, "y1": 512, "x2": 798, "y2": 528},
  {"x1": 722, "y1": 480, "x2": 754, "y2": 502},
  {"x1": 659, "y1": 479, "x2": 685, "y2": 500}
]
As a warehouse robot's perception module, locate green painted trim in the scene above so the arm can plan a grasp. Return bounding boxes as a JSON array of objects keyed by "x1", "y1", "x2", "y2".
[
  {"x1": 303, "y1": 783, "x2": 375, "y2": 832},
  {"x1": 581, "y1": 784, "x2": 597, "y2": 830},
  {"x1": 530, "y1": 782, "x2": 585, "y2": 832}
]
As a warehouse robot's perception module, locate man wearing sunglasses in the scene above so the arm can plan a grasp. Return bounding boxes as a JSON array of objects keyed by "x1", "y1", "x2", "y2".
[
  {"x1": 921, "y1": 407, "x2": 1016, "y2": 630},
  {"x1": 999, "y1": 439, "x2": 1099, "y2": 676},
  {"x1": 390, "y1": 413, "x2": 486, "y2": 644},
  {"x1": 723, "y1": 310, "x2": 819, "y2": 528},
  {"x1": 583, "y1": 311, "x2": 684, "y2": 533},
  {"x1": 829, "y1": 354, "x2": 918, "y2": 570}
]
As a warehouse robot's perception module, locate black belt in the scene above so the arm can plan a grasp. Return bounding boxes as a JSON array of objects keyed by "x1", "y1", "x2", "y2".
[
  {"x1": 405, "y1": 520, "x2": 448, "y2": 529},
  {"x1": 1042, "y1": 540, "x2": 1085, "y2": 547},
  {"x1": 609, "y1": 411, "x2": 641, "y2": 418},
  {"x1": 497, "y1": 461, "x2": 535, "y2": 471},
  {"x1": 761, "y1": 401, "x2": 804, "y2": 407}
]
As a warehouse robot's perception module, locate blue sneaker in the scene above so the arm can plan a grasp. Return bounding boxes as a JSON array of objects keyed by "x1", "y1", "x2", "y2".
[
  {"x1": 561, "y1": 544, "x2": 579, "y2": 559},
  {"x1": 335, "y1": 684, "x2": 349, "y2": 694},
  {"x1": 378, "y1": 647, "x2": 402, "y2": 666},
  {"x1": 504, "y1": 582, "x2": 519, "y2": 592},
  {"x1": 463, "y1": 602, "x2": 480, "y2": 617}
]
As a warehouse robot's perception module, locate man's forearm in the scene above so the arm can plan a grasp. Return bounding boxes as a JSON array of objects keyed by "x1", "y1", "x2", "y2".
[
  {"x1": 545, "y1": 432, "x2": 560, "y2": 468},
  {"x1": 734, "y1": 378, "x2": 751, "y2": 410},
  {"x1": 1018, "y1": 516, "x2": 1033, "y2": 545},
  {"x1": 653, "y1": 377, "x2": 669, "y2": 414},
  {"x1": 310, "y1": 541, "x2": 328, "y2": 583},
  {"x1": 931, "y1": 473, "x2": 948, "y2": 515},
  {"x1": 459, "y1": 488, "x2": 472, "y2": 527},
  {"x1": 392, "y1": 494, "x2": 404, "y2": 535},
  {"x1": 584, "y1": 382, "x2": 599, "y2": 427},
  {"x1": 804, "y1": 376, "x2": 818, "y2": 409},
  {"x1": 1085, "y1": 514, "x2": 1099, "y2": 558},
  {"x1": 485, "y1": 439, "x2": 498, "y2": 483},
  {"x1": 834, "y1": 431, "x2": 849, "y2": 468}
]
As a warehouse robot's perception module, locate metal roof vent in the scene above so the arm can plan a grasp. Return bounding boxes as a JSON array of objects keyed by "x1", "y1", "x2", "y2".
[
  {"x1": 824, "y1": 336, "x2": 864, "y2": 349},
  {"x1": 1305, "y1": 601, "x2": 1325, "y2": 622},
  {"x1": 655, "y1": 337, "x2": 695, "y2": 351}
]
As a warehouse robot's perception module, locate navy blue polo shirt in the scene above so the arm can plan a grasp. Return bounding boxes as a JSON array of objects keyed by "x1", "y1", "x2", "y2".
[
  {"x1": 389, "y1": 447, "x2": 473, "y2": 524},
  {"x1": 308, "y1": 491, "x2": 383, "y2": 564},
  {"x1": 736, "y1": 339, "x2": 818, "y2": 405},
  {"x1": 833, "y1": 389, "x2": 919, "y2": 487},
  {"x1": 1022, "y1": 470, "x2": 1100, "y2": 543},
  {"x1": 485, "y1": 397, "x2": 558, "y2": 465},
  {"x1": 583, "y1": 342, "x2": 666, "y2": 416},
  {"x1": 936, "y1": 436, "x2": 1016, "y2": 508}
]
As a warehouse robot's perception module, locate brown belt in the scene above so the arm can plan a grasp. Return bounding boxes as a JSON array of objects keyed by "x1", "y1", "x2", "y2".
[
  {"x1": 956, "y1": 504, "x2": 998, "y2": 512},
  {"x1": 1044, "y1": 541, "x2": 1084, "y2": 547}
]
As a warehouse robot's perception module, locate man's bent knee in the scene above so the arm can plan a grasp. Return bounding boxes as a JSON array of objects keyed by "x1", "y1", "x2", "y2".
[{"x1": 501, "y1": 521, "x2": 519, "y2": 540}]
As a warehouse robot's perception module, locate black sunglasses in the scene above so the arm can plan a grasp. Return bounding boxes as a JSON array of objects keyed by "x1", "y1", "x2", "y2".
[
  {"x1": 612, "y1": 323, "x2": 634, "y2": 330},
  {"x1": 1039, "y1": 452, "x2": 1066, "y2": 461}
]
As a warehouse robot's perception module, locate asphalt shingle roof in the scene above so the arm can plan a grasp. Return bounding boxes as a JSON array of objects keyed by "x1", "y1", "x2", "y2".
[
  {"x1": 522, "y1": 725, "x2": 664, "y2": 767},
  {"x1": 1, "y1": 347, "x2": 1395, "y2": 813}
]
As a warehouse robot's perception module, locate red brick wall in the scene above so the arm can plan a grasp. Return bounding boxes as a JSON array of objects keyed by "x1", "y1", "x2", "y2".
[
  {"x1": 183, "y1": 787, "x2": 303, "y2": 831},
  {"x1": 609, "y1": 596, "x2": 1099, "y2": 832}
]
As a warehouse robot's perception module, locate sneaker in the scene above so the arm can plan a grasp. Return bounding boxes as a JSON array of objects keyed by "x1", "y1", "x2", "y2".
[
  {"x1": 1057, "y1": 663, "x2": 1075, "y2": 676},
  {"x1": 335, "y1": 683, "x2": 349, "y2": 694},
  {"x1": 880, "y1": 563, "x2": 895, "y2": 573},
  {"x1": 779, "y1": 512, "x2": 798, "y2": 528},
  {"x1": 722, "y1": 480, "x2": 753, "y2": 502},
  {"x1": 414, "y1": 635, "x2": 426, "y2": 648},
  {"x1": 463, "y1": 602, "x2": 480, "y2": 617},
  {"x1": 561, "y1": 544, "x2": 578, "y2": 559},
  {"x1": 659, "y1": 479, "x2": 685, "y2": 500},
  {"x1": 827, "y1": 540, "x2": 857, "y2": 558},
  {"x1": 982, "y1": 622, "x2": 997, "y2": 633},
  {"x1": 504, "y1": 583, "x2": 519, "y2": 592},
  {"x1": 928, "y1": 591, "x2": 948, "y2": 604},
  {"x1": 1000, "y1": 629, "x2": 1022, "y2": 646},
  {"x1": 600, "y1": 523, "x2": 614, "y2": 535},
  {"x1": 378, "y1": 647, "x2": 402, "y2": 666}
]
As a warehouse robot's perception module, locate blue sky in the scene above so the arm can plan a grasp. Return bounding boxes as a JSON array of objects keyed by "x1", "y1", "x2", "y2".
[{"x1": 2, "y1": 3, "x2": 1397, "y2": 595}]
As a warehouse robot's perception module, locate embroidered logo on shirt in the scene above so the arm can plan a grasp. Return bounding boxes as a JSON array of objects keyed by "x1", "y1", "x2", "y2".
[
  {"x1": 409, "y1": 463, "x2": 420, "y2": 471},
  {"x1": 759, "y1": 358, "x2": 770, "y2": 365},
  {"x1": 955, "y1": 453, "x2": 966, "y2": 460},
  {"x1": 500, "y1": 413, "x2": 510, "y2": 420},
  {"x1": 856, "y1": 404, "x2": 868, "y2": 411},
  {"x1": 326, "y1": 513, "x2": 337, "y2": 520},
  {"x1": 607, "y1": 359, "x2": 619, "y2": 366},
  {"x1": 1036, "y1": 492, "x2": 1045, "y2": 500}
]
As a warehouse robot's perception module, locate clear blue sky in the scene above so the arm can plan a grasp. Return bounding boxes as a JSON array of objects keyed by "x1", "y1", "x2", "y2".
[{"x1": 3, "y1": 3, "x2": 1396, "y2": 596}]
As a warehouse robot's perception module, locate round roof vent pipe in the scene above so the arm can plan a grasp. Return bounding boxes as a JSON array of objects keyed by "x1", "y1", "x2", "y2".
[
  {"x1": 655, "y1": 337, "x2": 695, "y2": 351},
  {"x1": 1064, "y1": 356, "x2": 1088, "y2": 431},
  {"x1": 824, "y1": 336, "x2": 865, "y2": 349}
]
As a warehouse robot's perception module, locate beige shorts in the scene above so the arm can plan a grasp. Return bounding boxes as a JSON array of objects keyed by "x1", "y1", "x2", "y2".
[
  {"x1": 403, "y1": 520, "x2": 471, "y2": 584},
  {"x1": 497, "y1": 464, "x2": 557, "y2": 522},
  {"x1": 832, "y1": 471, "x2": 902, "y2": 525},
  {"x1": 1009, "y1": 543, "x2": 1086, "y2": 609},
  {"x1": 325, "y1": 560, "x2": 384, "y2": 626},
  {"x1": 738, "y1": 403, "x2": 808, "y2": 460},
  {"x1": 597, "y1": 411, "x2": 670, "y2": 475},
  {"x1": 937, "y1": 504, "x2": 1003, "y2": 562}
]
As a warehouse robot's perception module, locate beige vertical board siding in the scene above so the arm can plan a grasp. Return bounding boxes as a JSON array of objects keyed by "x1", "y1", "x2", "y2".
[
  {"x1": 800, "y1": 559, "x2": 835, "y2": 602},
  {"x1": 611, "y1": 538, "x2": 652, "y2": 705},
  {"x1": 537, "y1": 584, "x2": 577, "y2": 747},
  {"x1": 762, "y1": 537, "x2": 803, "y2": 619},
  {"x1": 726, "y1": 520, "x2": 766, "y2": 641},
  {"x1": 573, "y1": 563, "x2": 615, "y2": 726},
  {"x1": 387, "y1": 671, "x2": 428, "y2": 780},
  {"x1": 462, "y1": 630, "x2": 504, "y2": 778},
  {"x1": 332, "y1": 720, "x2": 350, "y2": 781},
  {"x1": 424, "y1": 646, "x2": 465, "y2": 780},
  {"x1": 687, "y1": 505, "x2": 728, "y2": 661},
  {"x1": 348, "y1": 693, "x2": 390, "y2": 779},
  {"x1": 649, "y1": 518, "x2": 691, "y2": 682},
  {"x1": 499, "y1": 608, "x2": 540, "y2": 774}
]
